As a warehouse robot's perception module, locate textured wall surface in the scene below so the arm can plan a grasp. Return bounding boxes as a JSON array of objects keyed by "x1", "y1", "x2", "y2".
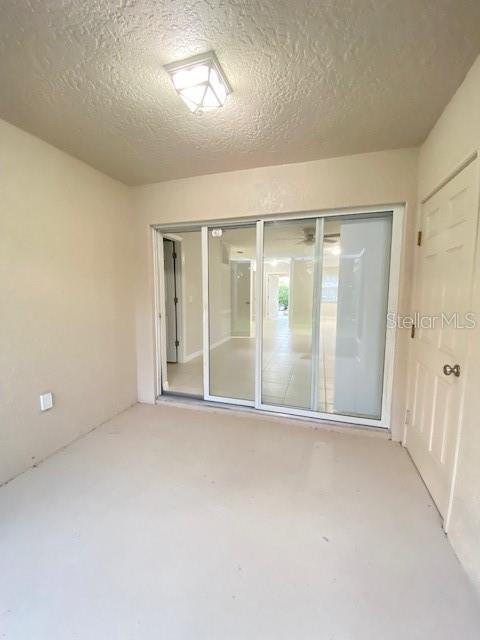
[
  {"x1": 0, "y1": 0, "x2": 479, "y2": 185},
  {"x1": 419, "y1": 56, "x2": 480, "y2": 198},
  {"x1": 0, "y1": 119, "x2": 137, "y2": 485}
]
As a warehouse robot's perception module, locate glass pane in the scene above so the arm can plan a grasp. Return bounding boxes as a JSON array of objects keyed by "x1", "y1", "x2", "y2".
[
  {"x1": 262, "y1": 219, "x2": 316, "y2": 409},
  {"x1": 208, "y1": 225, "x2": 257, "y2": 401},
  {"x1": 162, "y1": 230, "x2": 204, "y2": 397},
  {"x1": 318, "y1": 214, "x2": 392, "y2": 419}
]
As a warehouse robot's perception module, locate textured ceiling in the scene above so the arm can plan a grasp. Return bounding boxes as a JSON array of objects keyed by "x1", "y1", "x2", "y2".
[{"x1": 1, "y1": 1, "x2": 480, "y2": 185}]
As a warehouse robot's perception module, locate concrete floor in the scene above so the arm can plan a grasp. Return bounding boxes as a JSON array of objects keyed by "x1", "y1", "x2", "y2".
[{"x1": 1, "y1": 403, "x2": 479, "y2": 639}]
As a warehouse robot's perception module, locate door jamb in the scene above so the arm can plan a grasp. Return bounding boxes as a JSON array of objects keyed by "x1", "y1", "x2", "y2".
[
  {"x1": 310, "y1": 217, "x2": 324, "y2": 412},
  {"x1": 255, "y1": 220, "x2": 264, "y2": 410},
  {"x1": 152, "y1": 228, "x2": 167, "y2": 396}
]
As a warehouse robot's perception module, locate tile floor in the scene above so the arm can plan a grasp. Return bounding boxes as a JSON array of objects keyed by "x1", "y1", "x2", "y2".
[
  {"x1": 1, "y1": 403, "x2": 479, "y2": 639},
  {"x1": 167, "y1": 317, "x2": 336, "y2": 411}
]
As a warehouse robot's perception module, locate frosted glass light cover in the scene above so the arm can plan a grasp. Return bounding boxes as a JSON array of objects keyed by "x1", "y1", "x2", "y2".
[
  {"x1": 172, "y1": 65, "x2": 209, "y2": 90},
  {"x1": 209, "y1": 67, "x2": 227, "y2": 104},
  {"x1": 179, "y1": 94, "x2": 199, "y2": 112},
  {"x1": 165, "y1": 52, "x2": 231, "y2": 114},
  {"x1": 180, "y1": 85, "x2": 207, "y2": 106},
  {"x1": 202, "y1": 87, "x2": 221, "y2": 109}
]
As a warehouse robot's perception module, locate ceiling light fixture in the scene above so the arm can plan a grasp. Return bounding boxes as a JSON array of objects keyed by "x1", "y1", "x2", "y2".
[{"x1": 165, "y1": 51, "x2": 232, "y2": 114}]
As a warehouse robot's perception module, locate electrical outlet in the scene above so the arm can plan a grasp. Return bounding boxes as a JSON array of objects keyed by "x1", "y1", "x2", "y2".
[{"x1": 39, "y1": 392, "x2": 54, "y2": 412}]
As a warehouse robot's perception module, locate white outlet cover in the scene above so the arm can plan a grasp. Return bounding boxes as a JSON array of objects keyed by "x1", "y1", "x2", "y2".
[{"x1": 39, "y1": 392, "x2": 54, "y2": 412}]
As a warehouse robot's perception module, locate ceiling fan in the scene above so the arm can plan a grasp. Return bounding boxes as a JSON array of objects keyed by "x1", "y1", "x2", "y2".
[{"x1": 295, "y1": 228, "x2": 340, "y2": 245}]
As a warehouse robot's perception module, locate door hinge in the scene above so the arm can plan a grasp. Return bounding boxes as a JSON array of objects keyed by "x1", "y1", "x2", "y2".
[
  {"x1": 405, "y1": 409, "x2": 411, "y2": 425},
  {"x1": 175, "y1": 339, "x2": 180, "y2": 347},
  {"x1": 174, "y1": 297, "x2": 178, "y2": 304},
  {"x1": 417, "y1": 230, "x2": 422, "y2": 246},
  {"x1": 411, "y1": 324, "x2": 416, "y2": 339}
]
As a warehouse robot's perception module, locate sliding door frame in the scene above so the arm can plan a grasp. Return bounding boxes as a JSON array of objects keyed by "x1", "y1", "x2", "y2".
[
  {"x1": 202, "y1": 222, "x2": 256, "y2": 407},
  {"x1": 152, "y1": 228, "x2": 167, "y2": 397},
  {"x1": 256, "y1": 207, "x2": 403, "y2": 428},
  {"x1": 311, "y1": 217, "x2": 325, "y2": 412},
  {"x1": 254, "y1": 220, "x2": 264, "y2": 410},
  {"x1": 152, "y1": 204, "x2": 404, "y2": 429}
]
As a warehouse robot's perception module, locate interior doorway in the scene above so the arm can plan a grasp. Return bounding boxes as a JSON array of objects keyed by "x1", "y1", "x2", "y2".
[
  {"x1": 266, "y1": 274, "x2": 279, "y2": 319},
  {"x1": 160, "y1": 230, "x2": 204, "y2": 397},
  {"x1": 266, "y1": 273, "x2": 290, "y2": 319}
]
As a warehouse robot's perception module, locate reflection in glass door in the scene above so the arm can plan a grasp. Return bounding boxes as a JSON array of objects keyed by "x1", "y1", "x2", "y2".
[
  {"x1": 205, "y1": 224, "x2": 257, "y2": 403},
  {"x1": 320, "y1": 214, "x2": 392, "y2": 419},
  {"x1": 260, "y1": 219, "x2": 318, "y2": 409},
  {"x1": 157, "y1": 210, "x2": 397, "y2": 426},
  {"x1": 259, "y1": 213, "x2": 392, "y2": 421}
]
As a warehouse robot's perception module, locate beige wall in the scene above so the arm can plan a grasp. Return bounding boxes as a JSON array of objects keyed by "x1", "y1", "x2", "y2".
[
  {"x1": 417, "y1": 54, "x2": 480, "y2": 596},
  {"x1": 0, "y1": 119, "x2": 137, "y2": 485},
  {"x1": 419, "y1": 56, "x2": 480, "y2": 200},
  {"x1": 133, "y1": 147, "x2": 419, "y2": 440}
]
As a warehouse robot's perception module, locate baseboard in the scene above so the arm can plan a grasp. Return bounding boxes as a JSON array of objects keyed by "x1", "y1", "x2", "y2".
[
  {"x1": 210, "y1": 335, "x2": 231, "y2": 349},
  {"x1": 181, "y1": 348, "x2": 203, "y2": 363},
  {"x1": 180, "y1": 335, "x2": 232, "y2": 363}
]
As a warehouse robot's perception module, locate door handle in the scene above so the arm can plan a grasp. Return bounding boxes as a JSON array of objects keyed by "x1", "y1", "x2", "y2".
[{"x1": 443, "y1": 364, "x2": 461, "y2": 377}]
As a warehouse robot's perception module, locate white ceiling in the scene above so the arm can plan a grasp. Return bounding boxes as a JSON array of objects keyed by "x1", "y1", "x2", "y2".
[{"x1": 1, "y1": 1, "x2": 480, "y2": 185}]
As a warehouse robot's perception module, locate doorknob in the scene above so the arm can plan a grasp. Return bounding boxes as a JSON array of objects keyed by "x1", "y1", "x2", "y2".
[{"x1": 443, "y1": 364, "x2": 461, "y2": 377}]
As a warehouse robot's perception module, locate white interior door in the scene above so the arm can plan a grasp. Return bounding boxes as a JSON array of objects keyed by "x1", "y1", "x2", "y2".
[{"x1": 406, "y1": 160, "x2": 479, "y2": 521}]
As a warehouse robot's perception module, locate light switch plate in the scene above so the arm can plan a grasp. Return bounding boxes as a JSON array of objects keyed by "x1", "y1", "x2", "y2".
[{"x1": 39, "y1": 392, "x2": 54, "y2": 412}]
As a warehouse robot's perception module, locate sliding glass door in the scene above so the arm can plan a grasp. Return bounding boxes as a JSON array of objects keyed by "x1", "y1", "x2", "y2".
[
  {"x1": 261, "y1": 218, "x2": 318, "y2": 409},
  {"x1": 205, "y1": 223, "x2": 257, "y2": 403},
  {"x1": 322, "y1": 214, "x2": 391, "y2": 419},
  {"x1": 160, "y1": 208, "x2": 397, "y2": 426},
  {"x1": 259, "y1": 213, "x2": 392, "y2": 421}
]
